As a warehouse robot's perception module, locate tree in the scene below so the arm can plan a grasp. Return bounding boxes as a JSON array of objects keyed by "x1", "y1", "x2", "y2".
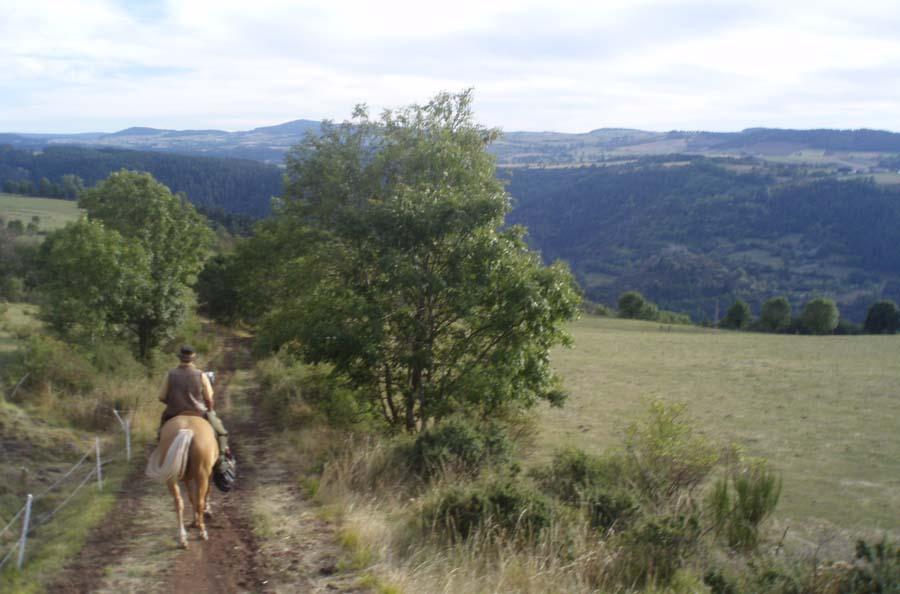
[
  {"x1": 41, "y1": 170, "x2": 213, "y2": 357},
  {"x1": 759, "y1": 296, "x2": 792, "y2": 332},
  {"x1": 250, "y1": 91, "x2": 580, "y2": 432},
  {"x1": 864, "y1": 300, "x2": 899, "y2": 334},
  {"x1": 720, "y1": 300, "x2": 751, "y2": 330},
  {"x1": 800, "y1": 297, "x2": 839, "y2": 335},
  {"x1": 618, "y1": 291, "x2": 658, "y2": 320},
  {"x1": 38, "y1": 219, "x2": 150, "y2": 342}
]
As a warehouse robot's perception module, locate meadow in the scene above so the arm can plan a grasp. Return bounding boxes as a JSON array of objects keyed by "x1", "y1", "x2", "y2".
[
  {"x1": 539, "y1": 316, "x2": 900, "y2": 534},
  {"x1": 0, "y1": 193, "x2": 81, "y2": 230}
]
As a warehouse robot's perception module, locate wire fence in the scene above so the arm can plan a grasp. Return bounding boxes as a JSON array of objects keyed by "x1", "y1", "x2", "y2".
[{"x1": 0, "y1": 408, "x2": 135, "y2": 575}]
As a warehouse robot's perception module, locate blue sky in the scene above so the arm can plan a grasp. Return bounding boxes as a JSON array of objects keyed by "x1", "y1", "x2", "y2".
[{"x1": 2, "y1": 0, "x2": 899, "y2": 133}]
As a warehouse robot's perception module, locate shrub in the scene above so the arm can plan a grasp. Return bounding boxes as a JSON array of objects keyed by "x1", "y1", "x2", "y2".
[
  {"x1": 707, "y1": 460, "x2": 781, "y2": 551},
  {"x1": 617, "y1": 512, "x2": 703, "y2": 586},
  {"x1": 18, "y1": 335, "x2": 98, "y2": 395},
  {"x1": 421, "y1": 479, "x2": 554, "y2": 541},
  {"x1": 583, "y1": 486, "x2": 640, "y2": 531},
  {"x1": 406, "y1": 417, "x2": 514, "y2": 481},
  {"x1": 837, "y1": 539, "x2": 900, "y2": 594},
  {"x1": 256, "y1": 354, "x2": 368, "y2": 429},
  {"x1": 624, "y1": 400, "x2": 720, "y2": 506}
]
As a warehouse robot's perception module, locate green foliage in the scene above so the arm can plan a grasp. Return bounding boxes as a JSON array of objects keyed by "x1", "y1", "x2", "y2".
[
  {"x1": 406, "y1": 418, "x2": 514, "y2": 481},
  {"x1": 248, "y1": 91, "x2": 580, "y2": 431},
  {"x1": 864, "y1": 300, "x2": 899, "y2": 334},
  {"x1": 707, "y1": 460, "x2": 781, "y2": 551},
  {"x1": 618, "y1": 512, "x2": 703, "y2": 586},
  {"x1": 255, "y1": 354, "x2": 369, "y2": 429},
  {"x1": 37, "y1": 219, "x2": 150, "y2": 344},
  {"x1": 618, "y1": 290, "x2": 659, "y2": 320},
  {"x1": 720, "y1": 300, "x2": 751, "y2": 330},
  {"x1": 624, "y1": 400, "x2": 720, "y2": 506},
  {"x1": 656, "y1": 310, "x2": 692, "y2": 325},
  {"x1": 39, "y1": 171, "x2": 213, "y2": 357},
  {"x1": 16, "y1": 334, "x2": 97, "y2": 394},
  {"x1": 421, "y1": 478, "x2": 554, "y2": 541},
  {"x1": 800, "y1": 297, "x2": 840, "y2": 335},
  {"x1": 838, "y1": 539, "x2": 900, "y2": 594},
  {"x1": 759, "y1": 296, "x2": 792, "y2": 332}
]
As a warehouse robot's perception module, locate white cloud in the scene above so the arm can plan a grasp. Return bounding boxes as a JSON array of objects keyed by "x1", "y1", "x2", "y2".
[{"x1": 0, "y1": 0, "x2": 899, "y2": 132}]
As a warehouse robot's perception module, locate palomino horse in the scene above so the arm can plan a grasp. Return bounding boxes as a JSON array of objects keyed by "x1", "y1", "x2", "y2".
[{"x1": 145, "y1": 415, "x2": 218, "y2": 548}]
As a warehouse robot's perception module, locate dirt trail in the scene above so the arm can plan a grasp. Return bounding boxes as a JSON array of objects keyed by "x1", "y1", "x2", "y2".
[{"x1": 47, "y1": 333, "x2": 371, "y2": 594}]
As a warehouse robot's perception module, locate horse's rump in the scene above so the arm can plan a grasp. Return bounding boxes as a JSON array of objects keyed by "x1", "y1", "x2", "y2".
[{"x1": 146, "y1": 428, "x2": 194, "y2": 483}]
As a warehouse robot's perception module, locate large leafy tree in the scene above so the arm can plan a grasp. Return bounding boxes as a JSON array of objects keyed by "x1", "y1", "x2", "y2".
[
  {"x1": 864, "y1": 300, "x2": 899, "y2": 334},
  {"x1": 41, "y1": 170, "x2": 213, "y2": 357},
  {"x1": 256, "y1": 91, "x2": 580, "y2": 431},
  {"x1": 759, "y1": 296, "x2": 791, "y2": 332},
  {"x1": 800, "y1": 297, "x2": 839, "y2": 335},
  {"x1": 720, "y1": 300, "x2": 751, "y2": 330}
]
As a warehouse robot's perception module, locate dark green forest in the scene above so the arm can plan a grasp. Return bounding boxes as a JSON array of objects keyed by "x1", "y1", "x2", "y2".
[
  {"x1": 0, "y1": 145, "x2": 281, "y2": 217},
  {"x1": 5, "y1": 140, "x2": 900, "y2": 322},
  {"x1": 504, "y1": 158, "x2": 900, "y2": 321}
]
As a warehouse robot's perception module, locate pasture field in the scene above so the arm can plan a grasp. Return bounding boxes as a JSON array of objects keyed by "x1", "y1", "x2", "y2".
[
  {"x1": 0, "y1": 302, "x2": 40, "y2": 370},
  {"x1": 539, "y1": 316, "x2": 900, "y2": 533},
  {"x1": 0, "y1": 193, "x2": 81, "y2": 231}
]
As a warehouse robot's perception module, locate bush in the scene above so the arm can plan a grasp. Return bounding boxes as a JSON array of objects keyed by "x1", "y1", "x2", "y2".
[
  {"x1": 624, "y1": 400, "x2": 720, "y2": 505},
  {"x1": 18, "y1": 335, "x2": 98, "y2": 395},
  {"x1": 256, "y1": 354, "x2": 369, "y2": 429},
  {"x1": 533, "y1": 449, "x2": 639, "y2": 531},
  {"x1": 657, "y1": 310, "x2": 692, "y2": 325},
  {"x1": 406, "y1": 418, "x2": 514, "y2": 481},
  {"x1": 707, "y1": 461, "x2": 781, "y2": 551},
  {"x1": 617, "y1": 512, "x2": 703, "y2": 586},
  {"x1": 421, "y1": 479, "x2": 555, "y2": 541},
  {"x1": 836, "y1": 539, "x2": 900, "y2": 594}
]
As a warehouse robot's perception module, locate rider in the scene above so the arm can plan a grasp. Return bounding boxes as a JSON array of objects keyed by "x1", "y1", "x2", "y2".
[{"x1": 158, "y1": 345, "x2": 231, "y2": 468}]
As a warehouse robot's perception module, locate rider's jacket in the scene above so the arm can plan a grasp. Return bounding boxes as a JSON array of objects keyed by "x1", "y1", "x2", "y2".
[{"x1": 159, "y1": 363, "x2": 214, "y2": 419}]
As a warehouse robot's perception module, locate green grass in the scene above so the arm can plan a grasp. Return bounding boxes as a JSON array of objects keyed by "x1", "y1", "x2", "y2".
[
  {"x1": 538, "y1": 316, "x2": 900, "y2": 532},
  {"x1": 0, "y1": 194, "x2": 81, "y2": 231},
  {"x1": 0, "y1": 303, "x2": 40, "y2": 371}
]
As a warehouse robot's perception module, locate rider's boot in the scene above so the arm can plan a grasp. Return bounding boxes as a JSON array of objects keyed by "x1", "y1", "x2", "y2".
[{"x1": 206, "y1": 410, "x2": 231, "y2": 469}]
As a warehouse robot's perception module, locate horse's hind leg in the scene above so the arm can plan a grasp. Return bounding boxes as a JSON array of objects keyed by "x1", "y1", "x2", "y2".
[
  {"x1": 167, "y1": 480, "x2": 188, "y2": 549},
  {"x1": 196, "y1": 476, "x2": 210, "y2": 541}
]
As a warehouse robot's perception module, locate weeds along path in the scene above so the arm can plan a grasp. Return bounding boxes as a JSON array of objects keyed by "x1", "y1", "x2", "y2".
[{"x1": 47, "y1": 331, "x2": 371, "y2": 594}]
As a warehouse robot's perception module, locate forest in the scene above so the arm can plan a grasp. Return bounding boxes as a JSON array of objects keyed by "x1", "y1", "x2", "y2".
[{"x1": 0, "y1": 145, "x2": 281, "y2": 217}]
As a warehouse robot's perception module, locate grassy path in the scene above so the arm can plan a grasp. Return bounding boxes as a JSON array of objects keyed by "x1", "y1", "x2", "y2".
[{"x1": 46, "y1": 332, "x2": 371, "y2": 593}]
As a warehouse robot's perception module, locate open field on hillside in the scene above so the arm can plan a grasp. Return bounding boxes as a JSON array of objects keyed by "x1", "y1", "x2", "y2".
[
  {"x1": 0, "y1": 302, "x2": 39, "y2": 370},
  {"x1": 0, "y1": 194, "x2": 81, "y2": 230},
  {"x1": 539, "y1": 316, "x2": 900, "y2": 534}
]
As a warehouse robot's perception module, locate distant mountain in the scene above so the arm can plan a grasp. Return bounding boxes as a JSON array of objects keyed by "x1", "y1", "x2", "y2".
[{"x1": 6, "y1": 122, "x2": 900, "y2": 167}]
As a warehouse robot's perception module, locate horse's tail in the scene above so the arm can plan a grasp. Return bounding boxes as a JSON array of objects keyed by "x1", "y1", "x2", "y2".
[{"x1": 145, "y1": 429, "x2": 194, "y2": 483}]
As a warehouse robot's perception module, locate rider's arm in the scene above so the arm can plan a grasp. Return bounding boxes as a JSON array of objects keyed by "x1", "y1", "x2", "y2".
[
  {"x1": 201, "y1": 373, "x2": 214, "y2": 411},
  {"x1": 158, "y1": 373, "x2": 169, "y2": 403}
]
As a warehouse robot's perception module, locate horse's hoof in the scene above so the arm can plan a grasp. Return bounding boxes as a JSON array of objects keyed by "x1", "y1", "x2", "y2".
[
  {"x1": 204, "y1": 510, "x2": 212, "y2": 519},
  {"x1": 178, "y1": 539, "x2": 188, "y2": 549},
  {"x1": 200, "y1": 529, "x2": 209, "y2": 541}
]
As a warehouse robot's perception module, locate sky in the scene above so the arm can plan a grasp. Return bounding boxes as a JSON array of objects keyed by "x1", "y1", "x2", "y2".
[{"x1": 2, "y1": 0, "x2": 900, "y2": 134}]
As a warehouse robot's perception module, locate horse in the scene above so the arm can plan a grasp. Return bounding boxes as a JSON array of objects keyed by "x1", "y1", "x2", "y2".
[{"x1": 145, "y1": 415, "x2": 219, "y2": 548}]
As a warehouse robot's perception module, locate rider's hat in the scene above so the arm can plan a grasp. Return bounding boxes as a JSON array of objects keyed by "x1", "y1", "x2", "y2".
[{"x1": 178, "y1": 345, "x2": 197, "y2": 363}]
